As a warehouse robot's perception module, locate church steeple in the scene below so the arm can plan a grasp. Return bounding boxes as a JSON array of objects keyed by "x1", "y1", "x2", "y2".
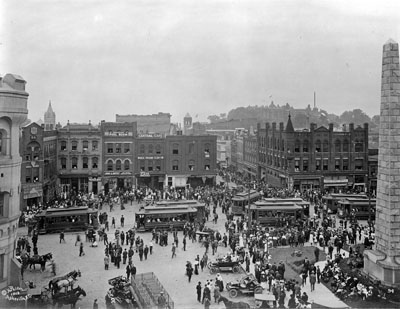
[
  {"x1": 285, "y1": 113, "x2": 294, "y2": 132},
  {"x1": 44, "y1": 100, "x2": 56, "y2": 131}
]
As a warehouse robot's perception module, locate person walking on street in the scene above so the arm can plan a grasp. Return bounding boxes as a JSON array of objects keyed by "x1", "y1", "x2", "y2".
[
  {"x1": 187, "y1": 265, "x2": 193, "y2": 282},
  {"x1": 112, "y1": 217, "x2": 115, "y2": 228},
  {"x1": 59, "y1": 231, "x2": 65, "y2": 243},
  {"x1": 126, "y1": 263, "x2": 131, "y2": 280},
  {"x1": 123, "y1": 249, "x2": 128, "y2": 264},
  {"x1": 171, "y1": 243, "x2": 176, "y2": 259},
  {"x1": 149, "y1": 241, "x2": 153, "y2": 255},
  {"x1": 183, "y1": 237, "x2": 187, "y2": 251},
  {"x1": 310, "y1": 271, "x2": 316, "y2": 291},
  {"x1": 104, "y1": 254, "x2": 110, "y2": 270},
  {"x1": 196, "y1": 282, "x2": 202, "y2": 303},
  {"x1": 121, "y1": 215, "x2": 125, "y2": 228},
  {"x1": 75, "y1": 234, "x2": 81, "y2": 246},
  {"x1": 144, "y1": 245, "x2": 149, "y2": 260},
  {"x1": 79, "y1": 242, "x2": 85, "y2": 256},
  {"x1": 131, "y1": 264, "x2": 137, "y2": 279}
]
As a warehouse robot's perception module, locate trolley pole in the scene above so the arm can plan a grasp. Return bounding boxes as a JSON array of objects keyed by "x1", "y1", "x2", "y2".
[{"x1": 248, "y1": 183, "x2": 251, "y2": 230}]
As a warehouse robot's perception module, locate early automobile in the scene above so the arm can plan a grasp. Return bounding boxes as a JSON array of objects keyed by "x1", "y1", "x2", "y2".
[
  {"x1": 226, "y1": 274, "x2": 263, "y2": 298},
  {"x1": 208, "y1": 256, "x2": 242, "y2": 274}
]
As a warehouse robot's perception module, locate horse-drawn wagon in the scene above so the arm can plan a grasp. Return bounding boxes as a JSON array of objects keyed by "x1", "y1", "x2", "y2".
[{"x1": 106, "y1": 276, "x2": 137, "y2": 308}]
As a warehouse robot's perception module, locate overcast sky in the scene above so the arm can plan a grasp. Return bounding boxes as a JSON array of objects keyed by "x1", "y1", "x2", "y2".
[{"x1": 1, "y1": 0, "x2": 400, "y2": 126}]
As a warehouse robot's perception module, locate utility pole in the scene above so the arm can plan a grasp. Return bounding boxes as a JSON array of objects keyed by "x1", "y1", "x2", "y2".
[{"x1": 248, "y1": 183, "x2": 252, "y2": 230}]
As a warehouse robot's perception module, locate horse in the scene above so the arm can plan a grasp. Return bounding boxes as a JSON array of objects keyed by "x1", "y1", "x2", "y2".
[
  {"x1": 24, "y1": 253, "x2": 53, "y2": 271},
  {"x1": 218, "y1": 296, "x2": 250, "y2": 309},
  {"x1": 52, "y1": 286, "x2": 86, "y2": 308},
  {"x1": 49, "y1": 270, "x2": 81, "y2": 294}
]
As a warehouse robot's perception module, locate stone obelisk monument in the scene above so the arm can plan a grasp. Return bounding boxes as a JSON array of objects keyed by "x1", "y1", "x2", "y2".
[{"x1": 364, "y1": 39, "x2": 400, "y2": 286}]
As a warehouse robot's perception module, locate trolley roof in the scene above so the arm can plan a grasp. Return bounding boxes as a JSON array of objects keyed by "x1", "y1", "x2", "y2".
[{"x1": 35, "y1": 207, "x2": 98, "y2": 218}]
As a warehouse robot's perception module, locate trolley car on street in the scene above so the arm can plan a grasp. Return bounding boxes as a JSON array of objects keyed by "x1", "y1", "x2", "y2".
[
  {"x1": 322, "y1": 193, "x2": 367, "y2": 214},
  {"x1": 249, "y1": 200, "x2": 304, "y2": 226},
  {"x1": 154, "y1": 200, "x2": 206, "y2": 222},
  {"x1": 135, "y1": 205, "x2": 198, "y2": 231},
  {"x1": 337, "y1": 197, "x2": 376, "y2": 221},
  {"x1": 35, "y1": 207, "x2": 98, "y2": 234},
  {"x1": 231, "y1": 190, "x2": 262, "y2": 216}
]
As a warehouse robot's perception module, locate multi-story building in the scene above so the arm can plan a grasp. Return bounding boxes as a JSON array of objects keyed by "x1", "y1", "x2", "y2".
[
  {"x1": 44, "y1": 101, "x2": 56, "y2": 131},
  {"x1": 257, "y1": 115, "x2": 369, "y2": 191},
  {"x1": 43, "y1": 129, "x2": 58, "y2": 203},
  {"x1": 165, "y1": 134, "x2": 217, "y2": 188},
  {"x1": 115, "y1": 113, "x2": 171, "y2": 136},
  {"x1": 243, "y1": 133, "x2": 258, "y2": 181},
  {"x1": 100, "y1": 121, "x2": 136, "y2": 192},
  {"x1": 205, "y1": 130, "x2": 235, "y2": 168},
  {"x1": 0, "y1": 73, "x2": 29, "y2": 288},
  {"x1": 20, "y1": 122, "x2": 44, "y2": 210},
  {"x1": 135, "y1": 133, "x2": 166, "y2": 190},
  {"x1": 58, "y1": 122, "x2": 102, "y2": 195}
]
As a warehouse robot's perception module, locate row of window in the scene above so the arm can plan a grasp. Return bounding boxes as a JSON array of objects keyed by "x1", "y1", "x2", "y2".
[
  {"x1": 294, "y1": 158, "x2": 364, "y2": 172},
  {"x1": 295, "y1": 139, "x2": 363, "y2": 153},
  {"x1": 60, "y1": 140, "x2": 99, "y2": 151},
  {"x1": 60, "y1": 157, "x2": 99, "y2": 169},
  {"x1": 107, "y1": 143, "x2": 131, "y2": 154},
  {"x1": 106, "y1": 159, "x2": 131, "y2": 171},
  {"x1": 170, "y1": 143, "x2": 211, "y2": 157},
  {"x1": 171, "y1": 160, "x2": 211, "y2": 171}
]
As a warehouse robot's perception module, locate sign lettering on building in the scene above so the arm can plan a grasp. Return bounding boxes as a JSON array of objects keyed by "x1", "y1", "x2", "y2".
[
  {"x1": 138, "y1": 156, "x2": 164, "y2": 160},
  {"x1": 104, "y1": 172, "x2": 132, "y2": 176},
  {"x1": 140, "y1": 171, "x2": 150, "y2": 177},
  {"x1": 137, "y1": 133, "x2": 162, "y2": 138}
]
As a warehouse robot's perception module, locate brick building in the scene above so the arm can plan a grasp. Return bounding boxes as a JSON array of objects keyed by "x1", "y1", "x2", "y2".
[
  {"x1": 257, "y1": 115, "x2": 369, "y2": 191},
  {"x1": 165, "y1": 135, "x2": 217, "y2": 188},
  {"x1": 58, "y1": 122, "x2": 102, "y2": 194},
  {"x1": 116, "y1": 113, "x2": 171, "y2": 136},
  {"x1": 135, "y1": 133, "x2": 166, "y2": 190},
  {"x1": 20, "y1": 122, "x2": 44, "y2": 210},
  {"x1": 100, "y1": 121, "x2": 136, "y2": 192},
  {"x1": 43, "y1": 129, "x2": 58, "y2": 203}
]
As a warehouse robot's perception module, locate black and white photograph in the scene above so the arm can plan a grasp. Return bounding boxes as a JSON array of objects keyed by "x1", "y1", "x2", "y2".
[{"x1": 1, "y1": 0, "x2": 400, "y2": 308}]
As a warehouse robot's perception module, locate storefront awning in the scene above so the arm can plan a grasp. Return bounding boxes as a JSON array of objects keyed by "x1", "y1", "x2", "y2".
[{"x1": 324, "y1": 179, "x2": 348, "y2": 187}]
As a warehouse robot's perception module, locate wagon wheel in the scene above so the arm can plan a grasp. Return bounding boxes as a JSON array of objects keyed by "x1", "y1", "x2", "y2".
[
  {"x1": 229, "y1": 289, "x2": 238, "y2": 298},
  {"x1": 207, "y1": 262, "x2": 213, "y2": 269},
  {"x1": 210, "y1": 267, "x2": 218, "y2": 274},
  {"x1": 254, "y1": 287, "x2": 263, "y2": 294},
  {"x1": 233, "y1": 266, "x2": 240, "y2": 273}
]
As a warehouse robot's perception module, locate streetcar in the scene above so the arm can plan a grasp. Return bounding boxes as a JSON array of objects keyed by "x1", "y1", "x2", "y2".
[
  {"x1": 35, "y1": 207, "x2": 99, "y2": 234},
  {"x1": 337, "y1": 198, "x2": 376, "y2": 221},
  {"x1": 322, "y1": 193, "x2": 368, "y2": 214},
  {"x1": 135, "y1": 205, "x2": 198, "y2": 231},
  {"x1": 231, "y1": 190, "x2": 262, "y2": 216},
  {"x1": 154, "y1": 200, "x2": 206, "y2": 222},
  {"x1": 249, "y1": 200, "x2": 304, "y2": 226},
  {"x1": 260, "y1": 197, "x2": 310, "y2": 217}
]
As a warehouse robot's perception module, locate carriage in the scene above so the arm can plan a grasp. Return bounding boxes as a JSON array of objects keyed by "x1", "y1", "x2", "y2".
[
  {"x1": 107, "y1": 276, "x2": 137, "y2": 308},
  {"x1": 208, "y1": 257, "x2": 243, "y2": 274},
  {"x1": 226, "y1": 274, "x2": 263, "y2": 298}
]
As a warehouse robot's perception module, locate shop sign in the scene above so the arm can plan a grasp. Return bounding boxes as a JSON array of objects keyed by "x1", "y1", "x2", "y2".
[
  {"x1": 104, "y1": 172, "x2": 132, "y2": 176},
  {"x1": 138, "y1": 156, "x2": 164, "y2": 160},
  {"x1": 137, "y1": 133, "x2": 162, "y2": 138},
  {"x1": 89, "y1": 177, "x2": 101, "y2": 182},
  {"x1": 2, "y1": 286, "x2": 31, "y2": 301},
  {"x1": 140, "y1": 172, "x2": 150, "y2": 177}
]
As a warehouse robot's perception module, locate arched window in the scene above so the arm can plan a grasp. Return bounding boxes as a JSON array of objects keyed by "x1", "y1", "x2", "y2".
[
  {"x1": 322, "y1": 140, "x2": 329, "y2": 152},
  {"x1": 173, "y1": 143, "x2": 179, "y2": 155},
  {"x1": 204, "y1": 143, "x2": 210, "y2": 157},
  {"x1": 107, "y1": 160, "x2": 113, "y2": 171},
  {"x1": 60, "y1": 140, "x2": 67, "y2": 151},
  {"x1": 92, "y1": 157, "x2": 98, "y2": 169},
  {"x1": 148, "y1": 144, "x2": 153, "y2": 154},
  {"x1": 315, "y1": 140, "x2": 321, "y2": 152},
  {"x1": 116, "y1": 160, "x2": 122, "y2": 171},
  {"x1": 124, "y1": 160, "x2": 130, "y2": 170},
  {"x1": 303, "y1": 140, "x2": 309, "y2": 152},
  {"x1": 295, "y1": 140, "x2": 300, "y2": 152},
  {"x1": 188, "y1": 160, "x2": 195, "y2": 171},
  {"x1": 355, "y1": 140, "x2": 363, "y2": 152},
  {"x1": 60, "y1": 157, "x2": 67, "y2": 169},
  {"x1": 82, "y1": 157, "x2": 88, "y2": 169},
  {"x1": 204, "y1": 160, "x2": 210, "y2": 170},
  {"x1": 172, "y1": 160, "x2": 179, "y2": 170},
  {"x1": 71, "y1": 157, "x2": 78, "y2": 169},
  {"x1": 71, "y1": 140, "x2": 78, "y2": 151},
  {"x1": 335, "y1": 140, "x2": 341, "y2": 152},
  {"x1": 343, "y1": 139, "x2": 349, "y2": 152}
]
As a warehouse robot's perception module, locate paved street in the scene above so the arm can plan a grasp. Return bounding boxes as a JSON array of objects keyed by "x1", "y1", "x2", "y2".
[{"x1": 19, "y1": 199, "x2": 347, "y2": 309}]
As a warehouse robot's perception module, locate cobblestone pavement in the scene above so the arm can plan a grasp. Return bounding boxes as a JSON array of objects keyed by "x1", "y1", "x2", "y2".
[{"x1": 19, "y1": 198, "x2": 347, "y2": 309}]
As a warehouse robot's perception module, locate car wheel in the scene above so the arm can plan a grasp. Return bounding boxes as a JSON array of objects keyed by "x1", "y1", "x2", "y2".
[
  {"x1": 233, "y1": 266, "x2": 240, "y2": 273},
  {"x1": 254, "y1": 287, "x2": 263, "y2": 294},
  {"x1": 210, "y1": 267, "x2": 218, "y2": 274},
  {"x1": 229, "y1": 289, "x2": 238, "y2": 298}
]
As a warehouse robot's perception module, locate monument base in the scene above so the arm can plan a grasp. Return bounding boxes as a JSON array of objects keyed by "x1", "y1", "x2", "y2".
[{"x1": 364, "y1": 249, "x2": 400, "y2": 287}]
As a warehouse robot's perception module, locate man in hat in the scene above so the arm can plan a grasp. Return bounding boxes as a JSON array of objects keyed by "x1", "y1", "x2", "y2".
[
  {"x1": 309, "y1": 271, "x2": 316, "y2": 291},
  {"x1": 157, "y1": 291, "x2": 166, "y2": 309},
  {"x1": 196, "y1": 282, "x2": 202, "y2": 302}
]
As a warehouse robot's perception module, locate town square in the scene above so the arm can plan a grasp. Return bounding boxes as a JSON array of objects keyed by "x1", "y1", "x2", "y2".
[{"x1": 1, "y1": 1, "x2": 400, "y2": 309}]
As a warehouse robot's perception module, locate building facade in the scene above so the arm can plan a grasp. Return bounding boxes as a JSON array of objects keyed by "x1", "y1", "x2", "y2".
[
  {"x1": 58, "y1": 122, "x2": 102, "y2": 195},
  {"x1": 257, "y1": 116, "x2": 369, "y2": 191},
  {"x1": 20, "y1": 122, "x2": 44, "y2": 210},
  {"x1": 115, "y1": 113, "x2": 171, "y2": 136},
  {"x1": 165, "y1": 135, "x2": 217, "y2": 188},
  {"x1": 135, "y1": 133, "x2": 166, "y2": 190},
  {"x1": 100, "y1": 121, "x2": 136, "y2": 192},
  {"x1": 0, "y1": 73, "x2": 29, "y2": 288},
  {"x1": 43, "y1": 129, "x2": 58, "y2": 203}
]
